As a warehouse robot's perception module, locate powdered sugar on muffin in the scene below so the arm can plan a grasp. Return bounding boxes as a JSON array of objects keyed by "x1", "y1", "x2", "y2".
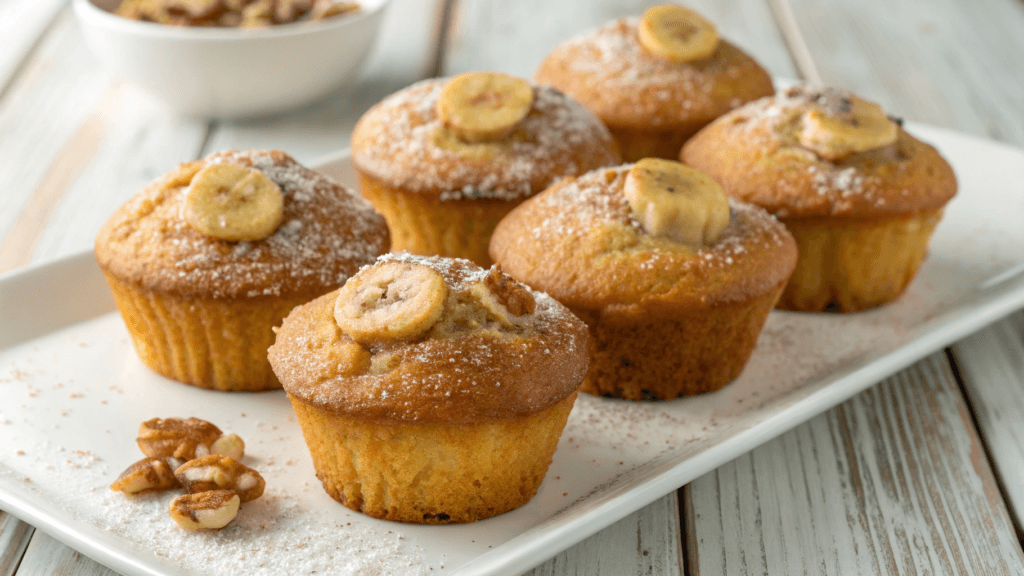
[
  {"x1": 96, "y1": 150, "x2": 389, "y2": 299},
  {"x1": 351, "y1": 79, "x2": 618, "y2": 200}
]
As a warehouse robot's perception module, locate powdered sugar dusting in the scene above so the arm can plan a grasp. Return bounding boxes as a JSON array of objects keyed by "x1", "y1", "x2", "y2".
[
  {"x1": 272, "y1": 254, "x2": 589, "y2": 423},
  {"x1": 351, "y1": 79, "x2": 619, "y2": 200},
  {"x1": 97, "y1": 150, "x2": 389, "y2": 299},
  {"x1": 559, "y1": 18, "x2": 711, "y2": 92},
  {"x1": 530, "y1": 164, "x2": 789, "y2": 267},
  {"x1": 536, "y1": 18, "x2": 773, "y2": 128},
  {"x1": 699, "y1": 85, "x2": 902, "y2": 214}
]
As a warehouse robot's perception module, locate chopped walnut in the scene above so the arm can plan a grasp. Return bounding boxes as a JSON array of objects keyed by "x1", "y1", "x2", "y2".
[
  {"x1": 174, "y1": 454, "x2": 265, "y2": 502},
  {"x1": 169, "y1": 490, "x2": 240, "y2": 530},
  {"x1": 110, "y1": 457, "x2": 183, "y2": 495},
  {"x1": 482, "y1": 264, "x2": 536, "y2": 316},
  {"x1": 137, "y1": 417, "x2": 222, "y2": 460}
]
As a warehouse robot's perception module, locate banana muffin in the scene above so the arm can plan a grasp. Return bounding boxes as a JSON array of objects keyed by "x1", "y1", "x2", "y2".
[
  {"x1": 268, "y1": 253, "x2": 589, "y2": 523},
  {"x1": 682, "y1": 85, "x2": 957, "y2": 312},
  {"x1": 351, "y1": 72, "x2": 621, "y2": 267},
  {"x1": 535, "y1": 5, "x2": 774, "y2": 162},
  {"x1": 491, "y1": 159, "x2": 797, "y2": 400},
  {"x1": 95, "y1": 149, "x2": 390, "y2": 391}
]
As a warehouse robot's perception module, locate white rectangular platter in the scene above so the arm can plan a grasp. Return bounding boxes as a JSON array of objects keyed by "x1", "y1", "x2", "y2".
[{"x1": 1, "y1": 123, "x2": 1024, "y2": 576}]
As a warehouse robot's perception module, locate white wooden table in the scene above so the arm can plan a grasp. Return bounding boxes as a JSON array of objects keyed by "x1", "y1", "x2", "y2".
[{"x1": 2, "y1": 0, "x2": 1024, "y2": 574}]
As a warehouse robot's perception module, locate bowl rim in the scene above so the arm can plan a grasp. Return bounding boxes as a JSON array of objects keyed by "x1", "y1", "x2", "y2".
[{"x1": 72, "y1": 0, "x2": 391, "y2": 40}]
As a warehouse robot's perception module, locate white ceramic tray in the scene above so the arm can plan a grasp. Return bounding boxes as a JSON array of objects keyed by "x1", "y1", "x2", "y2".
[{"x1": 2, "y1": 124, "x2": 1023, "y2": 576}]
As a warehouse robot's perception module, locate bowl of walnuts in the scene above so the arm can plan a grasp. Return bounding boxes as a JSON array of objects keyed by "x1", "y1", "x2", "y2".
[{"x1": 73, "y1": 0, "x2": 391, "y2": 118}]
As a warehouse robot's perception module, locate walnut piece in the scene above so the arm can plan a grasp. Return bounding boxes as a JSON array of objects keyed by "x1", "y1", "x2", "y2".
[
  {"x1": 137, "y1": 417, "x2": 222, "y2": 460},
  {"x1": 110, "y1": 457, "x2": 183, "y2": 495},
  {"x1": 169, "y1": 490, "x2": 240, "y2": 530},
  {"x1": 482, "y1": 264, "x2": 536, "y2": 316},
  {"x1": 174, "y1": 454, "x2": 265, "y2": 503}
]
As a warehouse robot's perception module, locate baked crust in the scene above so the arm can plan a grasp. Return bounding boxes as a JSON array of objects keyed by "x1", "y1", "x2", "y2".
[
  {"x1": 350, "y1": 79, "x2": 620, "y2": 201},
  {"x1": 95, "y1": 149, "x2": 390, "y2": 300},
  {"x1": 268, "y1": 254, "x2": 591, "y2": 424},
  {"x1": 681, "y1": 86, "x2": 958, "y2": 219},
  {"x1": 534, "y1": 18, "x2": 774, "y2": 132},
  {"x1": 489, "y1": 166, "x2": 797, "y2": 318}
]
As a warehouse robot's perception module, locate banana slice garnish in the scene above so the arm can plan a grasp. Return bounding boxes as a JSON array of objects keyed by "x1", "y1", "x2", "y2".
[
  {"x1": 436, "y1": 72, "x2": 535, "y2": 143},
  {"x1": 623, "y1": 159, "x2": 730, "y2": 248},
  {"x1": 333, "y1": 262, "x2": 448, "y2": 345},
  {"x1": 637, "y1": 4, "x2": 719, "y2": 63},
  {"x1": 185, "y1": 164, "x2": 284, "y2": 242},
  {"x1": 799, "y1": 95, "x2": 898, "y2": 161}
]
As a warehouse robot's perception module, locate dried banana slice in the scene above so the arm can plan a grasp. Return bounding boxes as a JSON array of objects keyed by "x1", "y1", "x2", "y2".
[
  {"x1": 334, "y1": 262, "x2": 448, "y2": 345},
  {"x1": 799, "y1": 94, "x2": 898, "y2": 161},
  {"x1": 623, "y1": 159, "x2": 730, "y2": 248},
  {"x1": 436, "y1": 72, "x2": 535, "y2": 143},
  {"x1": 185, "y1": 164, "x2": 284, "y2": 242},
  {"x1": 637, "y1": 4, "x2": 719, "y2": 63}
]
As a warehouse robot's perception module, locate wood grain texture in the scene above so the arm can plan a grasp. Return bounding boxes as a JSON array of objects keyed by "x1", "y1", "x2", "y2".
[
  {"x1": 202, "y1": 0, "x2": 446, "y2": 161},
  {"x1": 0, "y1": 513, "x2": 32, "y2": 576},
  {"x1": 0, "y1": 5, "x2": 206, "y2": 271},
  {"x1": 26, "y1": 82, "x2": 207, "y2": 265},
  {"x1": 783, "y1": 0, "x2": 1024, "y2": 146},
  {"x1": 443, "y1": 0, "x2": 798, "y2": 80},
  {"x1": 0, "y1": 9, "x2": 115, "y2": 262},
  {"x1": 0, "y1": 0, "x2": 66, "y2": 97},
  {"x1": 686, "y1": 354, "x2": 1024, "y2": 576},
  {"x1": 14, "y1": 532, "x2": 118, "y2": 576},
  {"x1": 950, "y1": 312, "x2": 1024, "y2": 540},
  {"x1": 527, "y1": 493, "x2": 683, "y2": 576}
]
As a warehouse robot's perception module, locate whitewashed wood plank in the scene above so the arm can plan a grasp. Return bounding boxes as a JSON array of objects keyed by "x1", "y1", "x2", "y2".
[
  {"x1": 28, "y1": 81, "x2": 207, "y2": 265},
  {"x1": 950, "y1": 312, "x2": 1024, "y2": 539},
  {"x1": 14, "y1": 531, "x2": 117, "y2": 576},
  {"x1": 0, "y1": 9, "x2": 121, "y2": 271},
  {"x1": 444, "y1": 0, "x2": 797, "y2": 80},
  {"x1": 783, "y1": 0, "x2": 1024, "y2": 146},
  {"x1": 0, "y1": 512, "x2": 33, "y2": 576},
  {"x1": 0, "y1": 0, "x2": 67, "y2": 95},
  {"x1": 527, "y1": 493, "x2": 683, "y2": 576},
  {"x1": 686, "y1": 354, "x2": 1024, "y2": 575},
  {"x1": 202, "y1": 0, "x2": 446, "y2": 161}
]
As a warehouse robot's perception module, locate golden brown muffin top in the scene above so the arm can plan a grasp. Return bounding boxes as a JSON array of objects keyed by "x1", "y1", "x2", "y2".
[
  {"x1": 681, "y1": 86, "x2": 958, "y2": 218},
  {"x1": 268, "y1": 253, "x2": 590, "y2": 424},
  {"x1": 95, "y1": 150, "x2": 389, "y2": 300},
  {"x1": 489, "y1": 165, "x2": 797, "y2": 316},
  {"x1": 350, "y1": 78, "x2": 621, "y2": 200},
  {"x1": 534, "y1": 18, "x2": 774, "y2": 131}
]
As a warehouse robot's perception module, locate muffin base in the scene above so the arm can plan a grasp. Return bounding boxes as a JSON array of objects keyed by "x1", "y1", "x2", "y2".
[
  {"x1": 288, "y1": 392, "x2": 577, "y2": 524},
  {"x1": 777, "y1": 210, "x2": 943, "y2": 313},
  {"x1": 573, "y1": 288, "x2": 783, "y2": 400},
  {"x1": 103, "y1": 272, "x2": 306, "y2": 391},
  {"x1": 358, "y1": 174, "x2": 520, "y2": 267},
  {"x1": 610, "y1": 125, "x2": 703, "y2": 163}
]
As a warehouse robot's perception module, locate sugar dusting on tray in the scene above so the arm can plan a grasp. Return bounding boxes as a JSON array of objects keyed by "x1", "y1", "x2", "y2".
[{"x1": 0, "y1": 319, "x2": 433, "y2": 576}]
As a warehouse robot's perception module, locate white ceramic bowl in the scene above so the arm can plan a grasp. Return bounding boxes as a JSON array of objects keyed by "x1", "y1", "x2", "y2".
[{"x1": 73, "y1": 0, "x2": 390, "y2": 118}]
